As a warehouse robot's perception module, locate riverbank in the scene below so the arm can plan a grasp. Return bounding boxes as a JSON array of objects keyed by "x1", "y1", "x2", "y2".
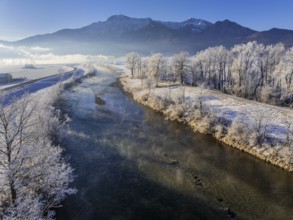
[{"x1": 120, "y1": 75, "x2": 293, "y2": 172}]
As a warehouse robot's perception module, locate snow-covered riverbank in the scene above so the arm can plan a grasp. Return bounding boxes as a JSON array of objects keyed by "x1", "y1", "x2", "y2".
[{"x1": 120, "y1": 75, "x2": 293, "y2": 171}]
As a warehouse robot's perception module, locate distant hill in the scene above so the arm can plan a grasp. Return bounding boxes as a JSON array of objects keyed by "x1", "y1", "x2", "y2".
[
  {"x1": 5, "y1": 15, "x2": 293, "y2": 55},
  {"x1": 246, "y1": 28, "x2": 293, "y2": 48}
]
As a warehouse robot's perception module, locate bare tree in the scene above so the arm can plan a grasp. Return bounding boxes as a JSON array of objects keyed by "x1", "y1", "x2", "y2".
[
  {"x1": 252, "y1": 111, "x2": 268, "y2": 145},
  {"x1": 146, "y1": 78, "x2": 154, "y2": 95},
  {"x1": 197, "y1": 86, "x2": 205, "y2": 117}
]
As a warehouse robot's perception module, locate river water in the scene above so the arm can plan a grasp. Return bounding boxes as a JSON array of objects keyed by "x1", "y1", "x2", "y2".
[{"x1": 56, "y1": 71, "x2": 293, "y2": 220}]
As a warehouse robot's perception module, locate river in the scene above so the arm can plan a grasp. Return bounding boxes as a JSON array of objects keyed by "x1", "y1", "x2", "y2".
[{"x1": 56, "y1": 70, "x2": 293, "y2": 220}]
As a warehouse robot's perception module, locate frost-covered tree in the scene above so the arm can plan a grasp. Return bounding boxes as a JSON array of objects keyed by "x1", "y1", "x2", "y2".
[
  {"x1": 229, "y1": 42, "x2": 284, "y2": 100},
  {"x1": 212, "y1": 46, "x2": 229, "y2": 91},
  {"x1": 190, "y1": 42, "x2": 287, "y2": 102},
  {"x1": 262, "y1": 43, "x2": 285, "y2": 86},
  {"x1": 138, "y1": 58, "x2": 148, "y2": 86},
  {"x1": 172, "y1": 52, "x2": 189, "y2": 85},
  {"x1": 148, "y1": 53, "x2": 164, "y2": 87},
  {"x1": 230, "y1": 42, "x2": 256, "y2": 96},
  {"x1": 0, "y1": 91, "x2": 75, "y2": 219},
  {"x1": 192, "y1": 49, "x2": 211, "y2": 86},
  {"x1": 274, "y1": 47, "x2": 293, "y2": 105},
  {"x1": 126, "y1": 52, "x2": 140, "y2": 78},
  {"x1": 192, "y1": 46, "x2": 231, "y2": 91}
]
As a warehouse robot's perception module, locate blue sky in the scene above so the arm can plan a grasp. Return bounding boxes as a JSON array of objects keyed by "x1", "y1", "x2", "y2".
[{"x1": 0, "y1": 0, "x2": 293, "y2": 40}]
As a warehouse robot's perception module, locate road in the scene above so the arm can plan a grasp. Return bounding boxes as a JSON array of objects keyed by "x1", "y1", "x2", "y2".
[{"x1": 2, "y1": 67, "x2": 83, "y2": 106}]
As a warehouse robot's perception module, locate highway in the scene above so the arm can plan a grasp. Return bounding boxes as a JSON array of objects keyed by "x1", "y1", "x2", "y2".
[{"x1": 2, "y1": 68, "x2": 83, "y2": 106}]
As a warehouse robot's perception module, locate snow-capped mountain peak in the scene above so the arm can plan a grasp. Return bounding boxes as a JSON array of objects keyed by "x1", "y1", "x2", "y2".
[{"x1": 158, "y1": 17, "x2": 212, "y2": 32}]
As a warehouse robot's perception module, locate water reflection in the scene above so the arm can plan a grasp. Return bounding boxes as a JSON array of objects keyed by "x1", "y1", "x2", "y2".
[{"x1": 57, "y1": 72, "x2": 293, "y2": 220}]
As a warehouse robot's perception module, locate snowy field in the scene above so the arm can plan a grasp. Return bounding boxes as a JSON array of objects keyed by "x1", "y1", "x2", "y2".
[{"x1": 0, "y1": 65, "x2": 73, "y2": 90}]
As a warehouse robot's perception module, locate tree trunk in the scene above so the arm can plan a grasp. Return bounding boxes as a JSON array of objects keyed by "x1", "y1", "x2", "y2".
[{"x1": 9, "y1": 181, "x2": 16, "y2": 204}]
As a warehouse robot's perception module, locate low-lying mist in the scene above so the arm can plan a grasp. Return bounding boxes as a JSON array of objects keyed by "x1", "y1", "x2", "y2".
[{"x1": 0, "y1": 43, "x2": 114, "y2": 66}]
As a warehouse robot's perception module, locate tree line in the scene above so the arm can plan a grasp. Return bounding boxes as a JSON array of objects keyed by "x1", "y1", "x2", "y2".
[{"x1": 126, "y1": 41, "x2": 293, "y2": 106}]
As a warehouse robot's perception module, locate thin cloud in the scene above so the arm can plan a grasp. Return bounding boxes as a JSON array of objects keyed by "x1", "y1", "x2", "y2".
[{"x1": 30, "y1": 46, "x2": 51, "y2": 52}]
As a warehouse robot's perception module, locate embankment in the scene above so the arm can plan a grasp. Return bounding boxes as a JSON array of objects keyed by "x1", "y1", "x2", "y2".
[{"x1": 120, "y1": 76, "x2": 293, "y2": 172}]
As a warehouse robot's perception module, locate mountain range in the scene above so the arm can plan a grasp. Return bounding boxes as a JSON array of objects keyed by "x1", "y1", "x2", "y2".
[{"x1": 5, "y1": 15, "x2": 293, "y2": 55}]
